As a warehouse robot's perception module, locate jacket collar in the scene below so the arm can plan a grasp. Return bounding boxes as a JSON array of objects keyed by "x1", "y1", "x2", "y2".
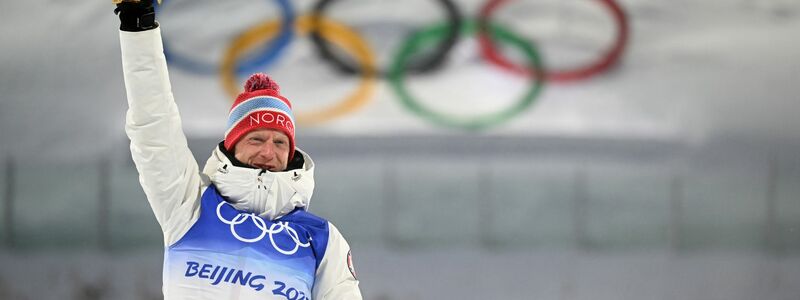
[{"x1": 201, "y1": 143, "x2": 316, "y2": 220}]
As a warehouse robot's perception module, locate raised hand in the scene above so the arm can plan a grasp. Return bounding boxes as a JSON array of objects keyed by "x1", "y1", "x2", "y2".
[{"x1": 113, "y1": 0, "x2": 159, "y2": 32}]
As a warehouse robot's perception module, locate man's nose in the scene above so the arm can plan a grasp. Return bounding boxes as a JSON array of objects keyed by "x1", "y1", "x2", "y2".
[{"x1": 257, "y1": 142, "x2": 275, "y2": 157}]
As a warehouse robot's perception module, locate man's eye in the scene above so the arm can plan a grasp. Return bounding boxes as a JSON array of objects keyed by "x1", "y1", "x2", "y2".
[{"x1": 250, "y1": 137, "x2": 264, "y2": 143}]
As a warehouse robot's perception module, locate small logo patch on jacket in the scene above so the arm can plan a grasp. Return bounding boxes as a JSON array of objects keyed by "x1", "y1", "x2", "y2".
[{"x1": 347, "y1": 250, "x2": 357, "y2": 280}]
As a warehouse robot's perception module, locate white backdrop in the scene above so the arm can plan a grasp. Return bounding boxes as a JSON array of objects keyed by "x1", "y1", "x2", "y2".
[{"x1": 1, "y1": 0, "x2": 799, "y2": 160}]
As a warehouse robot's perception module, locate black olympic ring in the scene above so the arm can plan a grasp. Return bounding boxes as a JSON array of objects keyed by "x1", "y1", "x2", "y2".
[{"x1": 309, "y1": 0, "x2": 463, "y2": 77}]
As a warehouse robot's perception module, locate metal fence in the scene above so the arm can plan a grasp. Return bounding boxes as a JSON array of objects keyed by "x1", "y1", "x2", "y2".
[{"x1": 1, "y1": 136, "x2": 798, "y2": 254}]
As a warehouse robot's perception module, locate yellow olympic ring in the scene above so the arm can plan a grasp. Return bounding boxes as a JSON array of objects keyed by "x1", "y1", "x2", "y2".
[{"x1": 221, "y1": 15, "x2": 377, "y2": 125}]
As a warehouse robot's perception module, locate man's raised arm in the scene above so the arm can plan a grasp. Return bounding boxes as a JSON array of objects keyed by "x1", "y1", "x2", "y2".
[{"x1": 116, "y1": 0, "x2": 203, "y2": 243}]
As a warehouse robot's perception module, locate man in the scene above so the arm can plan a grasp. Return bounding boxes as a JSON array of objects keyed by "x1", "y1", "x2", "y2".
[{"x1": 114, "y1": 1, "x2": 362, "y2": 299}]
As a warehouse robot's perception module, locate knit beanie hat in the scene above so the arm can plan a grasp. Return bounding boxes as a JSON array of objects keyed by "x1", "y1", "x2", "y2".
[{"x1": 224, "y1": 73, "x2": 295, "y2": 161}]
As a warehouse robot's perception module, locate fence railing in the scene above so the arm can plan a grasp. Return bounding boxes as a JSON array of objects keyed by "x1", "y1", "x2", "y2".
[{"x1": 2, "y1": 139, "x2": 799, "y2": 254}]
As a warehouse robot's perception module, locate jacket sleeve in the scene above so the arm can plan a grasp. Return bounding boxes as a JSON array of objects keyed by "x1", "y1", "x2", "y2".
[
  {"x1": 313, "y1": 223, "x2": 363, "y2": 300},
  {"x1": 119, "y1": 28, "x2": 203, "y2": 246}
]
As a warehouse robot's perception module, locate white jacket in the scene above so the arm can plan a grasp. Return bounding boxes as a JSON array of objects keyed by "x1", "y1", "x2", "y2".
[{"x1": 120, "y1": 28, "x2": 361, "y2": 300}]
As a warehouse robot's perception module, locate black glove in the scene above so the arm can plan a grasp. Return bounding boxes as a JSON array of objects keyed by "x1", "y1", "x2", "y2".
[{"x1": 114, "y1": 0, "x2": 158, "y2": 32}]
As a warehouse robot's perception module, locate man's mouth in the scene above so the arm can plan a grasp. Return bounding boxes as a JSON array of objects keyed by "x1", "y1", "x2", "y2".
[{"x1": 252, "y1": 163, "x2": 273, "y2": 170}]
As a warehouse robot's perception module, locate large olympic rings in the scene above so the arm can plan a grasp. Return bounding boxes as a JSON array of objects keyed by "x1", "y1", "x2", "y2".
[
  {"x1": 160, "y1": 0, "x2": 630, "y2": 129},
  {"x1": 309, "y1": 0, "x2": 463, "y2": 77},
  {"x1": 157, "y1": 0, "x2": 296, "y2": 76},
  {"x1": 221, "y1": 15, "x2": 378, "y2": 125},
  {"x1": 389, "y1": 20, "x2": 544, "y2": 130},
  {"x1": 477, "y1": 0, "x2": 629, "y2": 82}
]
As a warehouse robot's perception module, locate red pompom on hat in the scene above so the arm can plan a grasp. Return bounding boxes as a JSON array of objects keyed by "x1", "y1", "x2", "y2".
[
  {"x1": 224, "y1": 73, "x2": 296, "y2": 161},
  {"x1": 244, "y1": 73, "x2": 280, "y2": 92}
]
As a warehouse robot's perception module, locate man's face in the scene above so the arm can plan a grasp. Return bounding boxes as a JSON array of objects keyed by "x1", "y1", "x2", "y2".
[{"x1": 233, "y1": 128, "x2": 290, "y2": 172}]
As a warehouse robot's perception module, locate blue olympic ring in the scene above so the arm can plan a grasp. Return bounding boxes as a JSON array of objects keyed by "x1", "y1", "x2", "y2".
[{"x1": 156, "y1": 0, "x2": 295, "y2": 75}]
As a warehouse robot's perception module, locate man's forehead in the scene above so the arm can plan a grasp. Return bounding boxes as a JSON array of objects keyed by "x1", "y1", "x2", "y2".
[{"x1": 246, "y1": 128, "x2": 288, "y2": 139}]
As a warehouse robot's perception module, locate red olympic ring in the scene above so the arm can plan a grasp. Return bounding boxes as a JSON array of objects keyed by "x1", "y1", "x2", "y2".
[{"x1": 477, "y1": 0, "x2": 629, "y2": 82}]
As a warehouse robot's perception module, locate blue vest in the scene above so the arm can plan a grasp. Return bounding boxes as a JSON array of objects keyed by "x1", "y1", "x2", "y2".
[{"x1": 163, "y1": 185, "x2": 330, "y2": 300}]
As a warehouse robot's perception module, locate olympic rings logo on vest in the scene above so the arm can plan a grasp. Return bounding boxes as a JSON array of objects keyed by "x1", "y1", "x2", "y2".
[
  {"x1": 215, "y1": 201, "x2": 311, "y2": 255},
  {"x1": 156, "y1": 0, "x2": 629, "y2": 130}
]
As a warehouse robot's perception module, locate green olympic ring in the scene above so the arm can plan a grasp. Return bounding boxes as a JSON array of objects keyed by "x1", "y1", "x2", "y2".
[{"x1": 388, "y1": 20, "x2": 545, "y2": 130}]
